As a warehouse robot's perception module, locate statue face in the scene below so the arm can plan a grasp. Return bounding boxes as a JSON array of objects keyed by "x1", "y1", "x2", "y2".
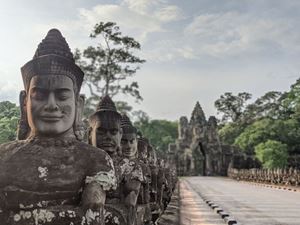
[
  {"x1": 121, "y1": 133, "x2": 137, "y2": 158},
  {"x1": 138, "y1": 142, "x2": 148, "y2": 160},
  {"x1": 26, "y1": 75, "x2": 76, "y2": 137},
  {"x1": 91, "y1": 119, "x2": 122, "y2": 155},
  {"x1": 149, "y1": 149, "x2": 157, "y2": 165}
]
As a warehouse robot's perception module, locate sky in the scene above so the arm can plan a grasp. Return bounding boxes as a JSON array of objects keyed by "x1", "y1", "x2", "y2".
[{"x1": 0, "y1": 0, "x2": 299, "y2": 121}]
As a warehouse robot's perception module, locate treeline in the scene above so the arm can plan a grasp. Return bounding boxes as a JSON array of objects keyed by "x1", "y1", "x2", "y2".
[{"x1": 215, "y1": 79, "x2": 300, "y2": 169}]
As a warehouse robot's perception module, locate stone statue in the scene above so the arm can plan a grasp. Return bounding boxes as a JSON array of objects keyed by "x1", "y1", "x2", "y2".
[
  {"x1": 120, "y1": 114, "x2": 144, "y2": 225},
  {"x1": 89, "y1": 97, "x2": 142, "y2": 225},
  {"x1": 147, "y1": 145, "x2": 160, "y2": 223},
  {"x1": 0, "y1": 29, "x2": 117, "y2": 225},
  {"x1": 137, "y1": 136, "x2": 153, "y2": 225},
  {"x1": 156, "y1": 158, "x2": 166, "y2": 211}
]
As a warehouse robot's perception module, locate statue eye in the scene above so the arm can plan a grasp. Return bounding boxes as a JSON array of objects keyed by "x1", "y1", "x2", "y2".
[
  {"x1": 31, "y1": 89, "x2": 47, "y2": 100},
  {"x1": 121, "y1": 139, "x2": 127, "y2": 144},
  {"x1": 110, "y1": 129, "x2": 118, "y2": 135},
  {"x1": 97, "y1": 128, "x2": 106, "y2": 135},
  {"x1": 56, "y1": 90, "x2": 72, "y2": 101}
]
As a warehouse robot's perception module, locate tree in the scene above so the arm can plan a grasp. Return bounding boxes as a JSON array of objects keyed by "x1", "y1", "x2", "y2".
[
  {"x1": 0, "y1": 101, "x2": 20, "y2": 144},
  {"x1": 280, "y1": 79, "x2": 300, "y2": 120},
  {"x1": 75, "y1": 22, "x2": 146, "y2": 117},
  {"x1": 255, "y1": 140, "x2": 288, "y2": 169},
  {"x1": 234, "y1": 118, "x2": 278, "y2": 154},
  {"x1": 243, "y1": 91, "x2": 282, "y2": 121},
  {"x1": 218, "y1": 122, "x2": 246, "y2": 145},
  {"x1": 215, "y1": 92, "x2": 252, "y2": 123},
  {"x1": 134, "y1": 119, "x2": 178, "y2": 155}
]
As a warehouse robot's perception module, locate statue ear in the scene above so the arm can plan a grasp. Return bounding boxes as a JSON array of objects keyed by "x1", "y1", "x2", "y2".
[
  {"x1": 88, "y1": 127, "x2": 93, "y2": 145},
  {"x1": 74, "y1": 94, "x2": 85, "y2": 141},
  {"x1": 17, "y1": 90, "x2": 30, "y2": 140}
]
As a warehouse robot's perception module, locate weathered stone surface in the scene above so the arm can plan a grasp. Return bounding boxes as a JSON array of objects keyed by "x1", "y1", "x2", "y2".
[
  {"x1": 156, "y1": 182, "x2": 180, "y2": 225},
  {"x1": 228, "y1": 167, "x2": 300, "y2": 187},
  {"x1": 89, "y1": 97, "x2": 144, "y2": 225},
  {"x1": 173, "y1": 101, "x2": 258, "y2": 177},
  {"x1": 0, "y1": 28, "x2": 116, "y2": 225}
]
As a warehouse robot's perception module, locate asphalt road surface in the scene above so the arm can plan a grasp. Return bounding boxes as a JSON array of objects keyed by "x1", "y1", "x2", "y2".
[{"x1": 182, "y1": 176, "x2": 300, "y2": 225}]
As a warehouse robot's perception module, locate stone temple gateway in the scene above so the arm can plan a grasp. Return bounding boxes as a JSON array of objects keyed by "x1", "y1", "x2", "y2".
[{"x1": 170, "y1": 102, "x2": 236, "y2": 176}]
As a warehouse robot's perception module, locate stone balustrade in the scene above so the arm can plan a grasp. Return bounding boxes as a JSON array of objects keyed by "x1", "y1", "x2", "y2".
[{"x1": 228, "y1": 167, "x2": 300, "y2": 186}]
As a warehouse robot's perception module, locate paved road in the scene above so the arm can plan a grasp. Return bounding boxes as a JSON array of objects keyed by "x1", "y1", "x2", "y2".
[
  {"x1": 180, "y1": 180, "x2": 225, "y2": 225},
  {"x1": 183, "y1": 176, "x2": 300, "y2": 225}
]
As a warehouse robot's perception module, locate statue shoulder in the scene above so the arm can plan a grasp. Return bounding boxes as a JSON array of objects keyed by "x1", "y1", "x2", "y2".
[
  {"x1": 75, "y1": 141, "x2": 114, "y2": 169},
  {"x1": 0, "y1": 140, "x2": 27, "y2": 161},
  {"x1": 76, "y1": 141, "x2": 117, "y2": 191}
]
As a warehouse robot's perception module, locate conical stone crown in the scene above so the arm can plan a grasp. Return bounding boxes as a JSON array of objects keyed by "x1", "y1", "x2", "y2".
[
  {"x1": 120, "y1": 114, "x2": 133, "y2": 127},
  {"x1": 96, "y1": 95, "x2": 117, "y2": 112},
  {"x1": 121, "y1": 114, "x2": 137, "y2": 133},
  {"x1": 21, "y1": 28, "x2": 83, "y2": 93},
  {"x1": 33, "y1": 29, "x2": 74, "y2": 60}
]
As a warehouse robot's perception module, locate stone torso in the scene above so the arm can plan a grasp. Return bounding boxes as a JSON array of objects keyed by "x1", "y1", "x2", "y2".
[{"x1": 0, "y1": 138, "x2": 115, "y2": 225}]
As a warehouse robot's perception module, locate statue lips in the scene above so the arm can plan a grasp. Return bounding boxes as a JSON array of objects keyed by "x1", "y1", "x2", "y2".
[
  {"x1": 100, "y1": 142, "x2": 115, "y2": 148},
  {"x1": 123, "y1": 148, "x2": 131, "y2": 155},
  {"x1": 40, "y1": 114, "x2": 63, "y2": 122}
]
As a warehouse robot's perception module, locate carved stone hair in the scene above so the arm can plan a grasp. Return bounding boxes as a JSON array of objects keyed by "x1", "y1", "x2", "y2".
[
  {"x1": 20, "y1": 29, "x2": 84, "y2": 95},
  {"x1": 120, "y1": 114, "x2": 137, "y2": 134}
]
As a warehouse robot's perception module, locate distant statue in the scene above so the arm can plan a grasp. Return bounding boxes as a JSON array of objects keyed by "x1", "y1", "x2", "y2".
[
  {"x1": 120, "y1": 114, "x2": 144, "y2": 225},
  {"x1": 0, "y1": 29, "x2": 116, "y2": 225},
  {"x1": 137, "y1": 136, "x2": 153, "y2": 225},
  {"x1": 88, "y1": 98, "x2": 143, "y2": 225},
  {"x1": 147, "y1": 145, "x2": 160, "y2": 222}
]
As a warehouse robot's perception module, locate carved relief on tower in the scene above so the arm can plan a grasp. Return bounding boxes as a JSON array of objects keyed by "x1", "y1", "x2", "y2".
[{"x1": 178, "y1": 116, "x2": 189, "y2": 142}]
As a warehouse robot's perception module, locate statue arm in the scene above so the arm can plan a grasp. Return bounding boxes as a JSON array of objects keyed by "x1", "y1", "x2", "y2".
[
  {"x1": 81, "y1": 182, "x2": 106, "y2": 225},
  {"x1": 124, "y1": 180, "x2": 141, "y2": 225},
  {"x1": 82, "y1": 150, "x2": 117, "y2": 225},
  {"x1": 124, "y1": 180, "x2": 141, "y2": 207}
]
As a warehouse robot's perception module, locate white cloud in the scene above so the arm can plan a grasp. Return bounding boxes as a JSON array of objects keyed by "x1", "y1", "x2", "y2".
[
  {"x1": 154, "y1": 5, "x2": 184, "y2": 22},
  {"x1": 122, "y1": 0, "x2": 165, "y2": 15},
  {"x1": 183, "y1": 10, "x2": 300, "y2": 58},
  {"x1": 0, "y1": 80, "x2": 19, "y2": 103},
  {"x1": 76, "y1": 0, "x2": 184, "y2": 43}
]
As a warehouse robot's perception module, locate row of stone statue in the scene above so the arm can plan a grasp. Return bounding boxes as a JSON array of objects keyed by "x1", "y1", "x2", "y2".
[
  {"x1": 228, "y1": 167, "x2": 300, "y2": 187},
  {"x1": 0, "y1": 28, "x2": 177, "y2": 225}
]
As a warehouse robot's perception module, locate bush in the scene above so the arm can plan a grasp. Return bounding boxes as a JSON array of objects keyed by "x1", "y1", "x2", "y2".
[{"x1": 255, "y1": 140, "x2": 288, "y2": 169}]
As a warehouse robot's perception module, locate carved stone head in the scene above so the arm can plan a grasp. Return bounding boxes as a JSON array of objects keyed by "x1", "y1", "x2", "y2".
[
  {"x1": 89, "y1": 95, "x2": 122, "y2": 156},
  {"x1": 138, "y1": 136, "x2": 149, "y2": 161},
  {"x1": 148, "y1": 145, "x2": 157, "y2": 165},
  {"x1": 120, "y1": 114, "x2": 138, "y2": 159},
  {"x1": 19, "y1": 29, "x2": 84, "y2": 139}
]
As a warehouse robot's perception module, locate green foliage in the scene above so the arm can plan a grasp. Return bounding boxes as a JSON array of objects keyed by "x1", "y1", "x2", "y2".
[
  {"x1": 134, "y1": 119, "x2": 178, "y2": 155},
  {"x1": 218, "y1": 122, "x2": 246, "y2": 145},
  {"x1": 243, "y1": 91, "x2": 282, "y2": 122},
  {"x1": 234, "y1": 118, "x2": 276, "y2": 154},
  {"x1": 75, "y1": 21, "x2": 146, "y2": 118},
  {"x1": 280, "y1": 78, "x2": 300, "y2": 120},
  {"x1": 216, "y1": 79, "x2": 300, "y2": 169},
  {"x1": 255, "y1": 140, "x2": 288, "y2": 169},
  {"x1": 0, "y1": 101, "x2": 20, "y2": 144},
  {"x1": 215, "y1": 92, "x2": 252, "y2": 123}
]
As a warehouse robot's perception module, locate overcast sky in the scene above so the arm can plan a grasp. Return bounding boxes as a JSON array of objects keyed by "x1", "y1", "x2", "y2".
[{"x1": 0, "y1": 0, "x2": 299, "y2": 120}]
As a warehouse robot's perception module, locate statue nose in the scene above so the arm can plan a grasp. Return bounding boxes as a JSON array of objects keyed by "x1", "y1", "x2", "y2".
[
  {"x1": 45, "y1": 93, "x2": 59, "y2": 111},
  {"x1": 105, "y1": 131, "x2": 113, "y2": 139}
]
